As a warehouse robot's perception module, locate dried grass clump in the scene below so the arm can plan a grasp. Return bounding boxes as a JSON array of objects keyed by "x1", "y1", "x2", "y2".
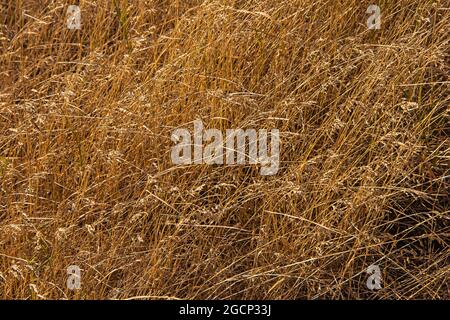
[{"x1": 0, "y1": 0, "x2": 448, "y2": 299}]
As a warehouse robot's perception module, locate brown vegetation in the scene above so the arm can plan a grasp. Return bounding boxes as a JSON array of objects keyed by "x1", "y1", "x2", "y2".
[{"x1": 0, "y1": 0, "x2": 448, "y2": 299}]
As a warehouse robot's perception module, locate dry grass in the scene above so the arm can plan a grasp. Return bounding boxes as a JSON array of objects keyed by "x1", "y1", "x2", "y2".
[{"x1": 0, "y1": 0, "x2": 448, "y2": 299}]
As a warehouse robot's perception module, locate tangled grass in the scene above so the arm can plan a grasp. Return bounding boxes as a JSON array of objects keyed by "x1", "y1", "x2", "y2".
[{"x1": 0, "y1": 0, "x2": 448, "y2": 299}]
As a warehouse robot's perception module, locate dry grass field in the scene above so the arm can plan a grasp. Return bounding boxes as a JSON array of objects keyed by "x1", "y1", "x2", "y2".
[{"x1": 0, "y1": 0, "x2": 448, "y2": 299}]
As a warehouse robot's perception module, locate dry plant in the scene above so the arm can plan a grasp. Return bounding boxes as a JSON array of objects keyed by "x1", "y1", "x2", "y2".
[{"x1": 0, "y1": 0, "x2": 448, "y2": 299}]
